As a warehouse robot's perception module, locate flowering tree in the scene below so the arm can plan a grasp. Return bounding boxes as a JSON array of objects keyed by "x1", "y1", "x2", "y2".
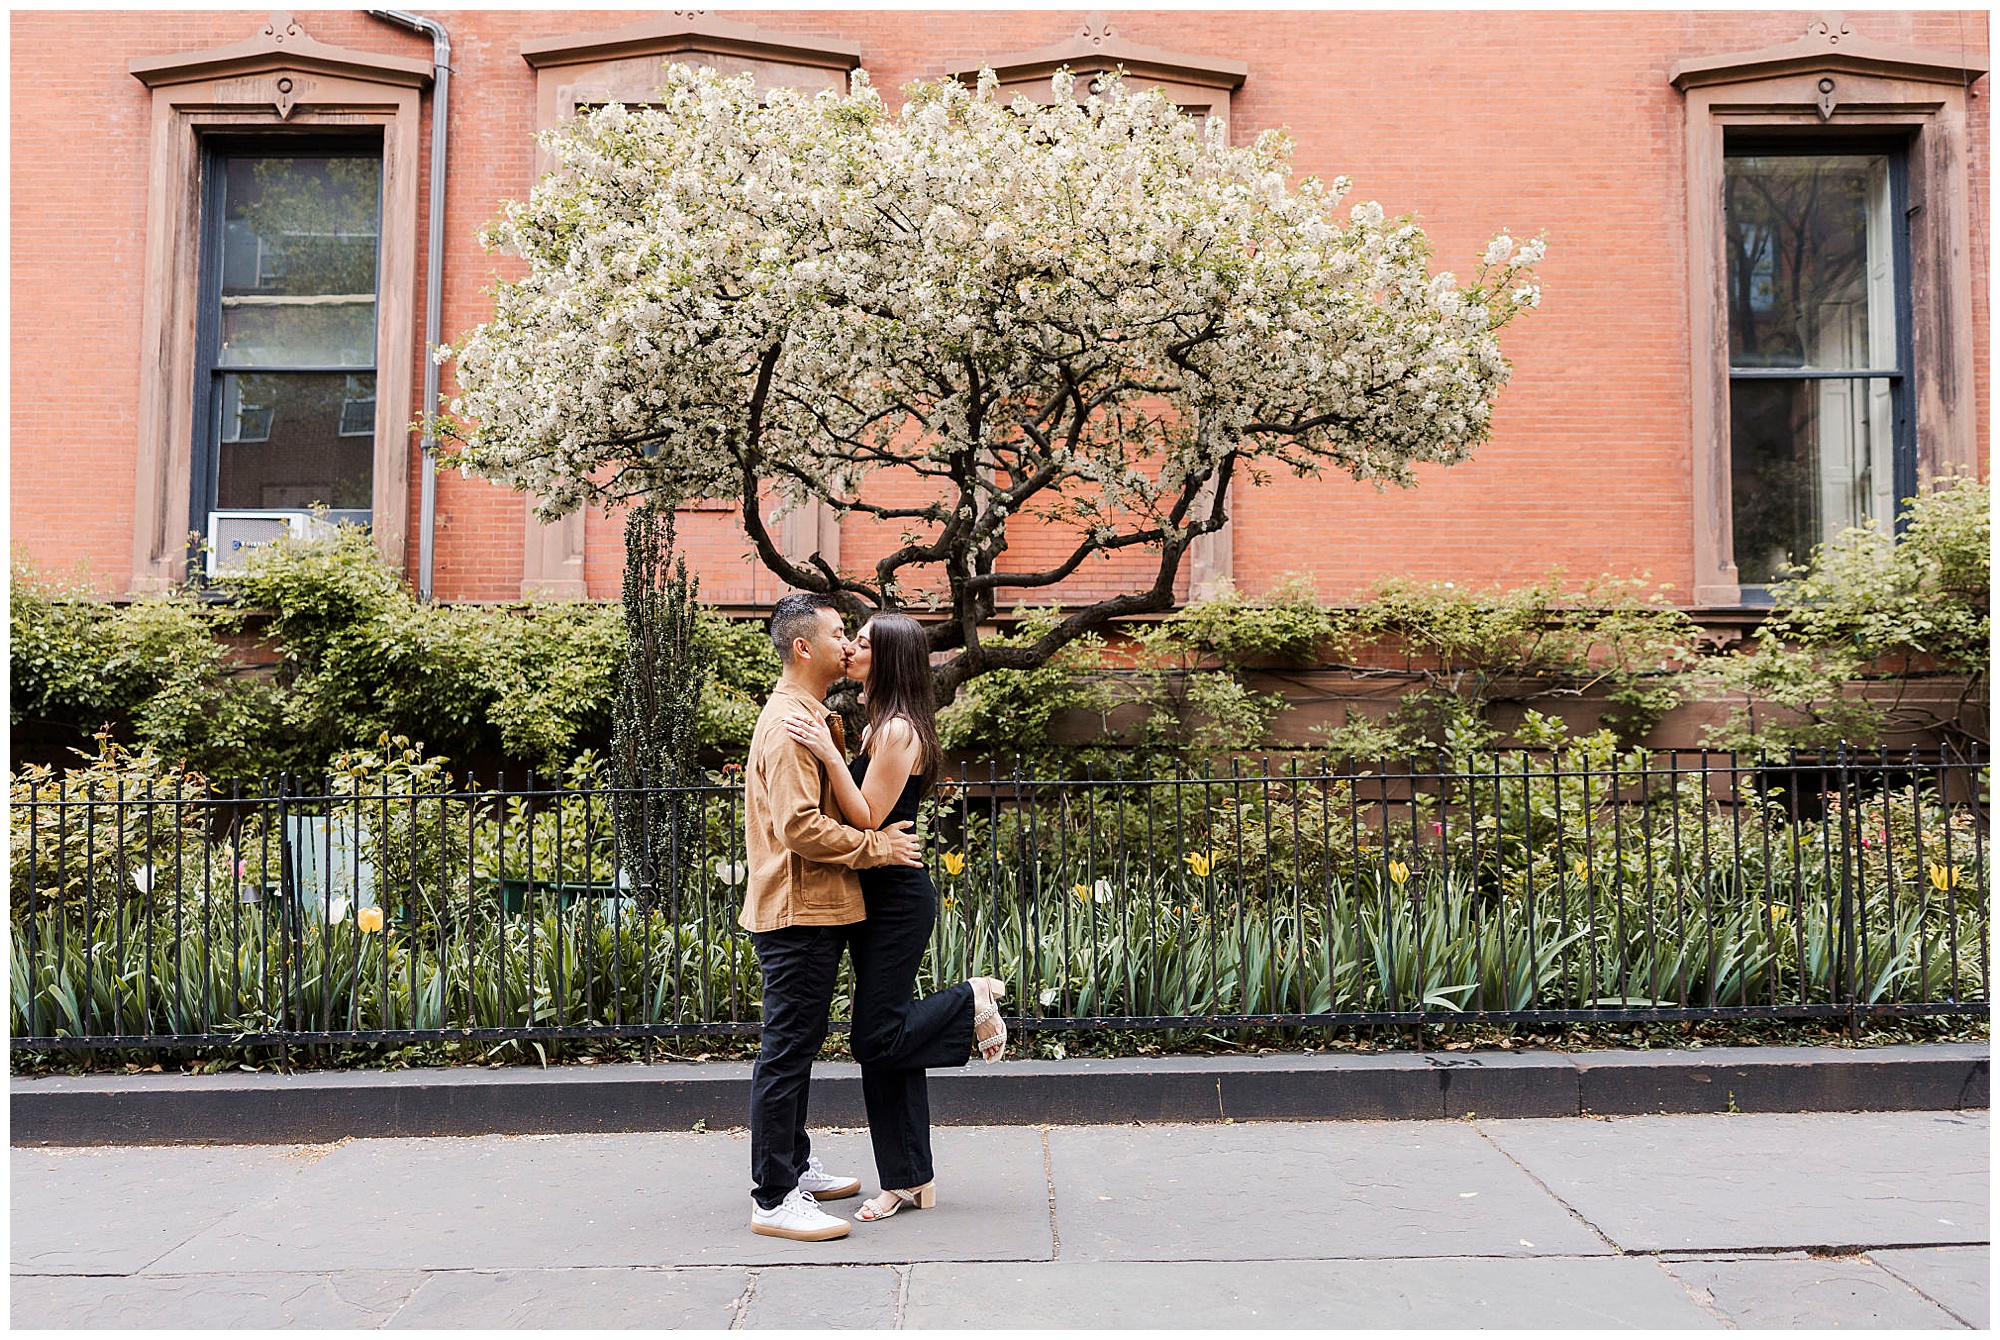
[{"x1": 441, "y1": 64, "x2": 1543, "y2": 699}]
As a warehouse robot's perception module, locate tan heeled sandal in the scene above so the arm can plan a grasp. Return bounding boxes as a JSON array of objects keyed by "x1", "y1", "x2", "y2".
[
  {"x1": 854, "y1": 1183, "x2": 936, "y2": 1221},
  {"x1": 971, "y1": 977, "x2": 1008, "y2": 1062}
]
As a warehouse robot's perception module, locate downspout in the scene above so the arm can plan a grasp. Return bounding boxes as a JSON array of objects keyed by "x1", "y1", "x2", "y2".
[{"x1": 368, "y1": 9, "x2": 449, "y2": 599}]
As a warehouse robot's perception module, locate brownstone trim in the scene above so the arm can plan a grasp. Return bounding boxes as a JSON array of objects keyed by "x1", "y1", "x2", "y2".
[
  {"x1": 128, "y1": 14, "x2": 428, "y2": 593},
  {"x1": 955, "y1": 10, "x2": 1246, "y2": 123},
  {"x1": 1671, "y1": 16, "x2": 1986, "y2": 91},
  {"x1": 519, "y1": 13, "x2": 859, "y2": 76},
  {"x1": 521, "y1": 499, "x2": 586, "y2": 600},
  {"x1": 130, "y1": 10, "x2": 432, "y2": 91},
  {"x1": 1676, "y1": 21, "x2": 1984, "y2": 606}
]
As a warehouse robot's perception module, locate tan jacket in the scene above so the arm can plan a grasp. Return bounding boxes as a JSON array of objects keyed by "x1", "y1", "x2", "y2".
[{"x1": 739, "y1": 681, "x2": 900, "y2": 932}]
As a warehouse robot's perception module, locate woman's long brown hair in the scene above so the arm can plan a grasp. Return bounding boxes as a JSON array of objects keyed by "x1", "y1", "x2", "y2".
[{"x1": 860, "y1": 612, "x2": 941, "y2": 795}]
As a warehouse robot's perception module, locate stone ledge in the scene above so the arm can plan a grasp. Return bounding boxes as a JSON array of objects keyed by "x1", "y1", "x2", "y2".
[{"x1": 10, "y1": 1043, "x2": 1986, "y2": 1146}]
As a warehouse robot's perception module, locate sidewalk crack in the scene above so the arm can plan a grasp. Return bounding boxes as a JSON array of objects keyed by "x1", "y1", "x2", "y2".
[
  {"x1": 1655, "y1": 1259, "x2": 1739, "y2": 1329},
  {"x1": 1040, "y1": 1125, "x2": 1061, "y2": 1262},
  {"x1": 370, "y1": 1268, "x2": 434, "y2": 1330},
  {"x1": 729, "y1": 1268, "x2": 760, "y2": 1330},
  {"x1": 1866, "y1": 1251, "x2": 1979, "y2": 1329},
  {"x1": 1471, "y1": 1122, "x2": 1621, "y2": 1255},
  {"x1": 893, "y1": 1262, "x2": 911, "y2": 1329}
]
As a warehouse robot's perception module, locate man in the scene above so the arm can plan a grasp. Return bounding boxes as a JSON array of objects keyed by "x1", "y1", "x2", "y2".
[{"x1": 741, "y1": 592, "x2": 923, "y2": 1242}]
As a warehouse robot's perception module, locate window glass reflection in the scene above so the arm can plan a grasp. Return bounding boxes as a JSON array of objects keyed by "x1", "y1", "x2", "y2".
[
  {"x1": 215, "y1": 372, "x2": 374, "y2": 511},
  {"x1": 1725, "y1": 151, "x2": 1904, "y2": 588},
  {"x1": 1725, "y1": 155, "x2": 1893, "y2": 371},
  {"x1": 217, "y1": 155, "x2": 380, "y2": 368},
  {"x1": 1730, "y1": 376, "x2": 1896, "y2": 586}
]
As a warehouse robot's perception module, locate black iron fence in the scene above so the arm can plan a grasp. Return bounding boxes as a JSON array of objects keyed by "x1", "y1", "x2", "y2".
[{"x1": 9, "y1": 749, "x2": 1988, "y2": 1054}]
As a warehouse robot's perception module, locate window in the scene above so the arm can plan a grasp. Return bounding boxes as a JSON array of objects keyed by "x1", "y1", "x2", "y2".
[
  {"x1": 337, "y1": 377, "x2": 377, "y2": 438},
  {"x1": 127, "y1": 14, "x2": 429, "y2": 593},
  {"x1": 195, "y1": 143, "x2": 382, "y2": 527},
  {"x1": 1724, "y1": 144, "x2": 1914, "y2": 594},
  {"x1": 517, "y1": 12, "x2": 861, "y2": 598},
  {"x1": 1671, "y1": 20, "x2": 1983, "y2": 607},
  {"x1": 957, "y1": 18, "x2": 1247, "y2": 601}
]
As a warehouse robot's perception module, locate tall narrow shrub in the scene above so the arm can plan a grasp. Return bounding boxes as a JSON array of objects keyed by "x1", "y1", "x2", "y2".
[{"x1": 610, "y1": 505, "x2": 711, "y2": 907}]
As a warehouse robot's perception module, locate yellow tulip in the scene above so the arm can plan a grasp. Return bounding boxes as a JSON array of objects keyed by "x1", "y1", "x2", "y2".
[
  {"x1": 1571, "y1": 857, "x2": 1589, "y2": 879},
  {"x1": 357, "y1": 906, "x2": 385, "y2": 934},
  {"x1": 1929, "y1": 863, "x2": 1959, "y2": 892},
  {"x1": 1184, "y1": 851, "x2": 1214, "y2": 878},
  {"x1": 1769, "y1": 903, "x2": 1791, "y2": 922},
  {"x1": 1073, "y1": 883, "x2": 1090, "y2": 901},
  {"x1": 1388, "y1": 860, "x2": 1410, "y2": 886},
  {"x1": 941, "y1": 851, "x2": 966, "y2": 877}
]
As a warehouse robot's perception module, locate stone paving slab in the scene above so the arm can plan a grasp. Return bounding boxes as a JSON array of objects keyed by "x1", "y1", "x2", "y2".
[
  {"x1": 1048, "y1": 1121, "x2": 1611, "y2": 1261},
  {"x1": 901, "y1": 1258, "x2": 1720, "y2": 1329},
  {"x1": 1869, "y1": 1246, "x2": 1992, "y2": 1328},
  {"x1": 1661, "y1": 1254, "x2": 1967, "y2": 1329},
  {"x1": 738, "y1": 1264, "x2": 902, "y2": 1330},
  {"x1": 383, "y1": 1267, "x2": 748, "y2": 1329},
  {"x1": 9, "y1": 1270, "x2": 426, "y2": 1329},
  {"x1": 1477, "y1": 1110, "x2": 1989, "y2": 1253},
  {"x1": 10, "y1": 1144, "x2": 312, "y2": 1275},
  {"x1": 140, "y1": 1127, "x2": 1050, "y2": 1274},
  {"x1": 11, "y1": 1111, "x2": 1987, "y2": 1329}
]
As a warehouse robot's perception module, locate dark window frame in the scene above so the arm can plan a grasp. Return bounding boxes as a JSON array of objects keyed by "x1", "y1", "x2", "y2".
[
  {"x1": 189, "y1": 131, "x2": 385, "y2": 544},
  {"x1": 1722, "y1": 130, "x2": 1919, "y2": 601}
]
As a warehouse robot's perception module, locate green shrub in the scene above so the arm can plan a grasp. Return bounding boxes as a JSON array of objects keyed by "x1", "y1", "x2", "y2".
[
  {"x1": 10, "y1": 526, "x2": 781, "y2": 780},
  {"x1": 609, "y1": 504, "x2": 711, "y2": 907},
  {"x1": 1765, "y1": 476, "x2": 1988, "y2": 671},
  {"x1": 1701, "y1": 479, "x2": 1989, "y2": 756},
  {"x1": 9, "y1": 733, "x2": 210, "y2": 921},
  {"x1": 1157, "y1": 574, "x2": 1333, "y2": 665},
  {"x1": 9, "y1": 557, "x2": 132, "y2": 731},
  {"x1": 9, "y1": 557, "x2": 270, "y2": 762},
  {"x1": 1327, "y1": 571, "x2": 1699, "y2": 750},
  {"x1": 938, "y1": 610, "x2": 1119, "y2": 773},
  {"x1": 695, "y1": 612, "x2": 780, "y2": 755}
]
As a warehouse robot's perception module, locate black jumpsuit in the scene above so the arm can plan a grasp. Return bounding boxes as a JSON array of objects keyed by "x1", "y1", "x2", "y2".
[{"x1": 845, "y1": 752, "x2": 978, "y2": 1189}]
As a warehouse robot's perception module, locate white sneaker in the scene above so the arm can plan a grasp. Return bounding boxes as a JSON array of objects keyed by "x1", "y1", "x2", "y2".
[
  {"x1": 797, "y1": 1154, "x2": 861, "y2": 1201},
  {"x1": 751, "y1": 1185, "x2": 852, "y2": 1241}
]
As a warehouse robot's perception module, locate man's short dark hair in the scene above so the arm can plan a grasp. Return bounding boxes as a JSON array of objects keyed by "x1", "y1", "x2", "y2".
[{"x1": 770, "y1": 592, "x2": 841, "y2": 664}]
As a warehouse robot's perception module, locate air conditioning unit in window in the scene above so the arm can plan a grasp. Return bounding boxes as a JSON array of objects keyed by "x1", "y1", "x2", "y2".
[{"x1": 206, "y1": 511, "x2": 336, "y2": 576}]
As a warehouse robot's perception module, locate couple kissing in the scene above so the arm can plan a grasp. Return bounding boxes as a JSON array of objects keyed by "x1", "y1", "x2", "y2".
[{"x1": 739, "y1": 593, "x2": 1009, "y2": 1242}]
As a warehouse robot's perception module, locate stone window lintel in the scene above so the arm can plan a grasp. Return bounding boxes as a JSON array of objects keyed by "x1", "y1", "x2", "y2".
[
  {"x1": 130, "y1": 12, "x2": 432, "y2": 93},
  {"x1": 953, "y1": 13, "x2": 1248, "y2": 98},
  {"x1": 1670, "y1": 19, "x2": 1986, "y2": 91},
  {"x1": 519, "y1": 14, "x2": 859, "y2": 77}
]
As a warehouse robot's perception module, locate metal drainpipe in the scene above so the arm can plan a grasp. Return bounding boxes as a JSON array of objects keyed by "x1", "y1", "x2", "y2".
[{"x1": 368, "y1": 9, "x2": 449, "y2": 599}]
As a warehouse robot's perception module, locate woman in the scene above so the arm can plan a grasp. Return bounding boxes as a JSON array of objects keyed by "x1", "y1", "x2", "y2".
[{"x1": 782, "y1": 612, "x2": 1008, "y2": 1223}]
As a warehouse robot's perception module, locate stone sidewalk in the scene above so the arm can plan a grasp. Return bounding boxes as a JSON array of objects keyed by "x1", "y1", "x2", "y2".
[{"x1": 11, "y1": 1111, "x2": 1988, "y2": 1329}]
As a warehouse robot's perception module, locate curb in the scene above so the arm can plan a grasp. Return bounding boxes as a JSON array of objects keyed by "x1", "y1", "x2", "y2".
[{"x1": 10, "y1": 1043, "x2": 1986, "y2": 1146}]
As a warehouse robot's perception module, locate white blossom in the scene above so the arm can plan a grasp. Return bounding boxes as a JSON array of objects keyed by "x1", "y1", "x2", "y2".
[{"x1": 438, "y1": 62, "x2": 1544, "y2": 642}]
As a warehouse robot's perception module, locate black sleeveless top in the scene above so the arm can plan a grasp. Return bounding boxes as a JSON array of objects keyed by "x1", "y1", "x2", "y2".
[{"x1": 848, "y1": 751, "x2": 931, "y2": 899}]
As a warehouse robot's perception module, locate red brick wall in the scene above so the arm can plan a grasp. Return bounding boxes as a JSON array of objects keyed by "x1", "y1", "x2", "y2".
[{"x1": 12, "y1": 10, "x2": 1988, "y2": 605}]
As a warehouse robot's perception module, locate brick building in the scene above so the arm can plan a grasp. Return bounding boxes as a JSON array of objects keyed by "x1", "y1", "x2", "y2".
[{"x1": 10, "y1": 9, "x2": 1989, "y2": 615}]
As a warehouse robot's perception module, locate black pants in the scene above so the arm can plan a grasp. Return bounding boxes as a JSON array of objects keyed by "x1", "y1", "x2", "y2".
[
  {"x1": 847, "y1": 871, "x2": 976, "y2": 1190},
  {"x1": 748, "y1": 923, "x2": 850, "y2": 1209}
]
